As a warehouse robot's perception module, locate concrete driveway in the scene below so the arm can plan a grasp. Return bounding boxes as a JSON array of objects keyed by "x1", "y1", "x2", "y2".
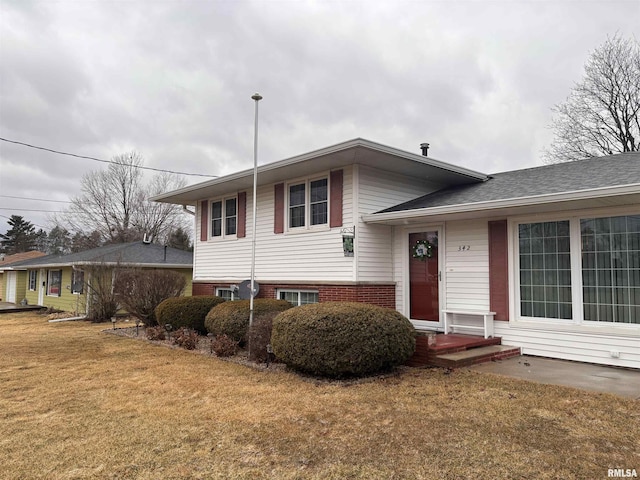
[{"x1": 470, "y1": 355, "x2": 640, "y2": 400}]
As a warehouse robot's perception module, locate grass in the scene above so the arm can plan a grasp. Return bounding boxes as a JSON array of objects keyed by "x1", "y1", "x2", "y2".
[{"x1": 1, "y1": 312, "x2": 638, "y2": 479}]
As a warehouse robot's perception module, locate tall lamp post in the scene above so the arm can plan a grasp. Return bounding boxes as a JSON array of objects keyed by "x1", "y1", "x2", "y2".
[{"x1": 249, "y1": 93, "x2": 262, "y2": 332}]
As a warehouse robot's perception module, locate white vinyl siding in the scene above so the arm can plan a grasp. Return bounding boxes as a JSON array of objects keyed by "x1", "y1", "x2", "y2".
[
  {"x1": 495, "y1": 323, "x2": 640, "y2": 369},
  {"x1": 357, "y1": 165, "x2": 443, "y2": 283},
  {"x1": 444, "y1": 220, "x2": 490, "y2": 311},
  {"x1": 194, "y1": 167, "x2": 354, "y2": 283}
]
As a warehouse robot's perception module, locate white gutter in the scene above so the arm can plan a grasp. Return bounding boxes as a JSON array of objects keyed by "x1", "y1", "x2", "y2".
[
  {"x1": 7, "y1": 262, "x2": 192, "y2": 270},
  {"x1": 362, "y1": 183, "x2": 640, "y2": 224}
]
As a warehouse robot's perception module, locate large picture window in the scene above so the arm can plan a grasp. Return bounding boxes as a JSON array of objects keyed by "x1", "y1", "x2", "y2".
[
  {"x1": 518, "y1": 221, "x2": 572, "y2": 319},
  {"x1": 288, "y1": 177, "x2": 328, "y2": 229},
  {"x1": 211, "y1": 197, "x2": 237, "y2": 238},
  {"x1": 516, "y1": 213, "x2": 639, "y2": 325},
  {"x1": 47, "y1": 270, "x2": 62, "y2": 297},
  {"x1": 581, "y1": 215, "x2": 640, "y2": 323}
]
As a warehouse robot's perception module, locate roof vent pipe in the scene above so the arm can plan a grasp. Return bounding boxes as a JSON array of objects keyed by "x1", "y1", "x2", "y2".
[{"x1": 420, "y1": 143, "x2": 430, "y2": 156}]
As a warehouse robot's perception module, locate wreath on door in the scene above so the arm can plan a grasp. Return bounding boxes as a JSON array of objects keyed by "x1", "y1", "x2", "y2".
[{"x1": 412, "y1": 239, "x2": 434, "y2": 260}]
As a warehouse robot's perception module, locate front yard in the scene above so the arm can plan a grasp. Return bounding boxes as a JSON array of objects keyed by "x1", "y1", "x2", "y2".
[{"x1": 0, "y1": 311, "x2": 638, "y2": 479}]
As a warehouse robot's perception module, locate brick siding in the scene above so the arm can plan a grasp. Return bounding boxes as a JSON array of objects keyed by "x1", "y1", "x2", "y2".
[{"x1": 193, "y1": 282, "x2": 396, "y2": 309}]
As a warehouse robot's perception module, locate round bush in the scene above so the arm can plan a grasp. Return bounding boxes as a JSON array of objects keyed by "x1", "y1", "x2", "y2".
[
  {"x1": 205, "y1": 299, "x2": 292, "y2": 344},
  {"x1": 155, "y1": 295, "x2": 226, "y2": 333},
  {"x1": 271, "y1": 302, "x2": 416, "y2": 378}
]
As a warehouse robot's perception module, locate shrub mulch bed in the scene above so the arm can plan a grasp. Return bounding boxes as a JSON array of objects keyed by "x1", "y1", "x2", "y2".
[{"x1": 103, "y1": 321, "x2": 411, "y2": 385}]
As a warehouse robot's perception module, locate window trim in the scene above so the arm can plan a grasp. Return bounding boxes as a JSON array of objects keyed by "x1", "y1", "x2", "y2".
[
  {"x1": 511, "y1": 208, "x2": 640, "y2": 327},
  {"x1": 285, "y1": 175, "x2": 330, "y2": 232},
  {"x1": 28, "y1": 270, "x2": 37, "y2": 291},
  {"x1": 209, "y1": 196, "x2": 238, "y2": 240},
  {"x1": 277, "y1": 289, "x2": 319, "y2": 306},
  {"x1": 46, "y1": 269, "x2": 62, "y2": 297},
  {"x1": 71, "y1": 269, "x2": 84, "y2": 295},
  {"x1": 216, "y1": 287, "x2": 237, "y2": 301}
]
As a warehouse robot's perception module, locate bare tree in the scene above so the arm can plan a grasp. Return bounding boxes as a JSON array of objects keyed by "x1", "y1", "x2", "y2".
[
  {"x1": 84, "y1": 263, "x2": 119, "y2": 322},
  {"x1": 113, "y1": 268, "x2": 186, "y2": 326},
  {"x1": 58, "y1": 152, "x2": 190, "y2": 244},
  {"x1": 543, "y1": 35, "x2": 640, "y2": 163}
]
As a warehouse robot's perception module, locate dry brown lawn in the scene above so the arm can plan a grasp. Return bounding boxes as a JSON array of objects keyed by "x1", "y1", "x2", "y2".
[{"x1": 0, "y1": 312, "x2": 638, "y2": 479}]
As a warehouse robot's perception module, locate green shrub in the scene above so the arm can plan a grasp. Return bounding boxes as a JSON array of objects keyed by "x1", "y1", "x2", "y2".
[
  {"x1": 155, "y1": 296, "x2": 226, "y2": 334},
  {"x1": 172, "y1": 327, "x2": 199, "y2": 350},
  {"x1": 205, "y1": 299, "x2": 292, "y2": 345},
  {"x1": 271, "y1": 302, "x2": 416, "y2": 378}
]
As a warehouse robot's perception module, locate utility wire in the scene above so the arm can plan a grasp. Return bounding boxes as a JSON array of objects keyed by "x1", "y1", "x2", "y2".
[
  {"x1": 0, "y1": 195, "x2": 72, "y2": 204},
  {"x1": 0, "y1": 207, "x2": 62, "y2": 213},
  {"x1": 0, "y1": 137, "x2": 218, "y2": 178},
  {"x1": 0, "y1": 213, "x2": 48, "y2": 230}
]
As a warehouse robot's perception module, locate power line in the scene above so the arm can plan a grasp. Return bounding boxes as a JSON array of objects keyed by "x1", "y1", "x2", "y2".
[
  {"x1": 0, "y1": 137, "x2": 218, "y2": 178},
  {"x1": 0, "y1": 195, "x2": 72, "y2": 204},
  {"x1": 0, "y1": 207, "x2": 62, "y2": 213},
  {"x1": 0, "y1": 213, "x2": 49, "y2": 230}
]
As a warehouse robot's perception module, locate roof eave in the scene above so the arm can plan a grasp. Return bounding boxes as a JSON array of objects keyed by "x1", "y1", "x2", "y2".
[
  {"x1": 362, "y1": 183, "x2": 640, "y2": 224},
  {"x1": 151, "y1": 138, "x2": 488, "y2": 205}
]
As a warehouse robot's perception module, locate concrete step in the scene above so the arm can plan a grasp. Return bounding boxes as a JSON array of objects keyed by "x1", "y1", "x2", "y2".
[{"x1": 431, "y1": 345, "x2": 521, "y2": 368}]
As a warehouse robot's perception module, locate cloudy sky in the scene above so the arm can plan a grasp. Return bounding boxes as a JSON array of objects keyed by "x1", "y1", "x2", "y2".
[{"x1": 0, "y1": 0, "x2": 638, "y2": 234}]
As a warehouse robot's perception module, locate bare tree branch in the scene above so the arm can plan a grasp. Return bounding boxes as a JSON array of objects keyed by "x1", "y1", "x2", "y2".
[{"x1": 543, "y1": 35, "x2": 640, "y2": 163}]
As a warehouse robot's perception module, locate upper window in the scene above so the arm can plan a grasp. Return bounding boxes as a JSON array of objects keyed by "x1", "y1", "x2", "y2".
[
  {"x1": 47, "y1": 270, "x2": 62, "y2": 297},
  {"x1": 211, "y1": 197, "x2": 237, "y2": 238},
  {"x1": 581, "y1": 215, "x2": 640, "y2": 323},
  {"x1": 288, "y1": 178, "x2": 328, "y2": 229},
  {"x1": 28, "y1": 270, "x2": 37, "y2": 291},
  {"x1": 71, "y1": 270, "x2": 84, "y2": 295}
]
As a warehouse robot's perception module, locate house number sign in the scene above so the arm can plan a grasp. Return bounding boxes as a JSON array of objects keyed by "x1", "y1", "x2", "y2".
[{"x1": 458, "y1": 245, "x2": 471, "y2": 251}]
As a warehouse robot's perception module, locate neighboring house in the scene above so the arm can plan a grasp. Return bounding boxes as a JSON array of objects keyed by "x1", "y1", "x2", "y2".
[
  {"x1": 0, "y1": 251, "x2": 47, "y2": 302},
  {"x1": 152, "y1": 138, "x2": 640, "y2": 369},
  {"x1": 6, "y1": 241, "x2": 193, "y2": 314}
]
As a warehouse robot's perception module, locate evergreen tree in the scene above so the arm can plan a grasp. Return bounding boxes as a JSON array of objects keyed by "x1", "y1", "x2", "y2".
[{"x1": 0, "y1": 215, "x2": 37, "y2": 254}]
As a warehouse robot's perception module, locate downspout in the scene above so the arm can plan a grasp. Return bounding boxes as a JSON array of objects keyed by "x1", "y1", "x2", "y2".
[{"x1": 182, "y1": 205, "x2": 195, "y2": 216}]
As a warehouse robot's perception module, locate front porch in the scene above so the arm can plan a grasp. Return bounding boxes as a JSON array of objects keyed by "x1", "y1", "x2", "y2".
[{"x1": 406, "y1": 333, "x2": 521, "y2": 368}]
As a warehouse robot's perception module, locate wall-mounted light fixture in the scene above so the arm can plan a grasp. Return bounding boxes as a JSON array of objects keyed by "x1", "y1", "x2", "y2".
[{"x1": 341, "y1": 226, "x2": 355, "y2": 257}]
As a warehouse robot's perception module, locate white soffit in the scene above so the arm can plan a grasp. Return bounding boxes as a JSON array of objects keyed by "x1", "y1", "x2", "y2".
[{"x1": 152, "y1": 138, "x2": 488, "y2": 205}]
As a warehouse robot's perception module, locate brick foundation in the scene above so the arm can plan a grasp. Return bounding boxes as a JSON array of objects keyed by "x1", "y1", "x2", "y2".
[{"x1": 192, "y1": 282, "x2": 396, "y2": 309}]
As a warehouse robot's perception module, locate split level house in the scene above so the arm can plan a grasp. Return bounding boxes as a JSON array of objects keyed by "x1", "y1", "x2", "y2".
[
  {"x1": 5, "y1": 241, "x2": 193, "y2": 315},
  {"x1": 153, "y1": 139, "x2": 640, "y2": 369}
]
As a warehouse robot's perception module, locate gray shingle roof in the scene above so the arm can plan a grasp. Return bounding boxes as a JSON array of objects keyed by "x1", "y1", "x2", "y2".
[
  {"x1": 8, "y1": 242, "x2": 193, "y2": 268},
  {"x1": 378, "y1": 152, "x2": 640, "y2": 213}
]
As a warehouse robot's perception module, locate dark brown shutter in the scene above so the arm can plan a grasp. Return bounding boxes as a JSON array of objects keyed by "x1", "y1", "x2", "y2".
[
  {"x1": 489, "y1": 219, "x2": 509, "y2": 321},
  {"x1": 274, "y1": 183, "x2": 284, "y2": 234},
  {"x1": 200, "y1": 200, "x2": 208, "y2": 241},
  {"x1": 237, "y1": 192, "x2": 246, "y2": 238},
  {"x1": 329, "y1": 169, "x2": 343, "y2": 228}
]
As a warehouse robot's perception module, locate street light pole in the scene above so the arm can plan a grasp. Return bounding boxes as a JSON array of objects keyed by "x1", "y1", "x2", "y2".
[{"x1": 249, "y1": 93, "x2": 262, "y2": 331}]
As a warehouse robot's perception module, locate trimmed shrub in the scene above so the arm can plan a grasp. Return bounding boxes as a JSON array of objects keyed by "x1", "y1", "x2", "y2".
[
  {"x1": 146, "y1": 325, "x2": 166, "y2": 341},
  {"x1": 155, "y1": 296, "x2": 226, "y2": 334},
  {"x1": 211, "y1": 334, "x2": 238, "y2": 357},
  {"x1": 172, "y1": 327, "x2": 199, "y2": 350},
  {"x1": 204, "y1": 299, "x2": 292, "y2": 345},
  {"x1": 271, "y1": 302, "x2": 416, "y2": 378},
  {"x1": 247, "y1": 312, "x2": 278, "y2": 363}
]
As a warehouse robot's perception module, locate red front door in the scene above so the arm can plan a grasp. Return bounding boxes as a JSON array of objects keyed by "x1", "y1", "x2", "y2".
[{"x1": 409, "y1": 232, "x2": 439, "y2": 321}]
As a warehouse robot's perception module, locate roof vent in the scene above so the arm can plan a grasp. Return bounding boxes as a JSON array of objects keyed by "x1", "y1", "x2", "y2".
[
  {"x1": 420, "y1": 143, "x2": 430, "y2": 156},
  {"x1": 142, "y1": 233, "x2": 152, "y2": 244}
]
